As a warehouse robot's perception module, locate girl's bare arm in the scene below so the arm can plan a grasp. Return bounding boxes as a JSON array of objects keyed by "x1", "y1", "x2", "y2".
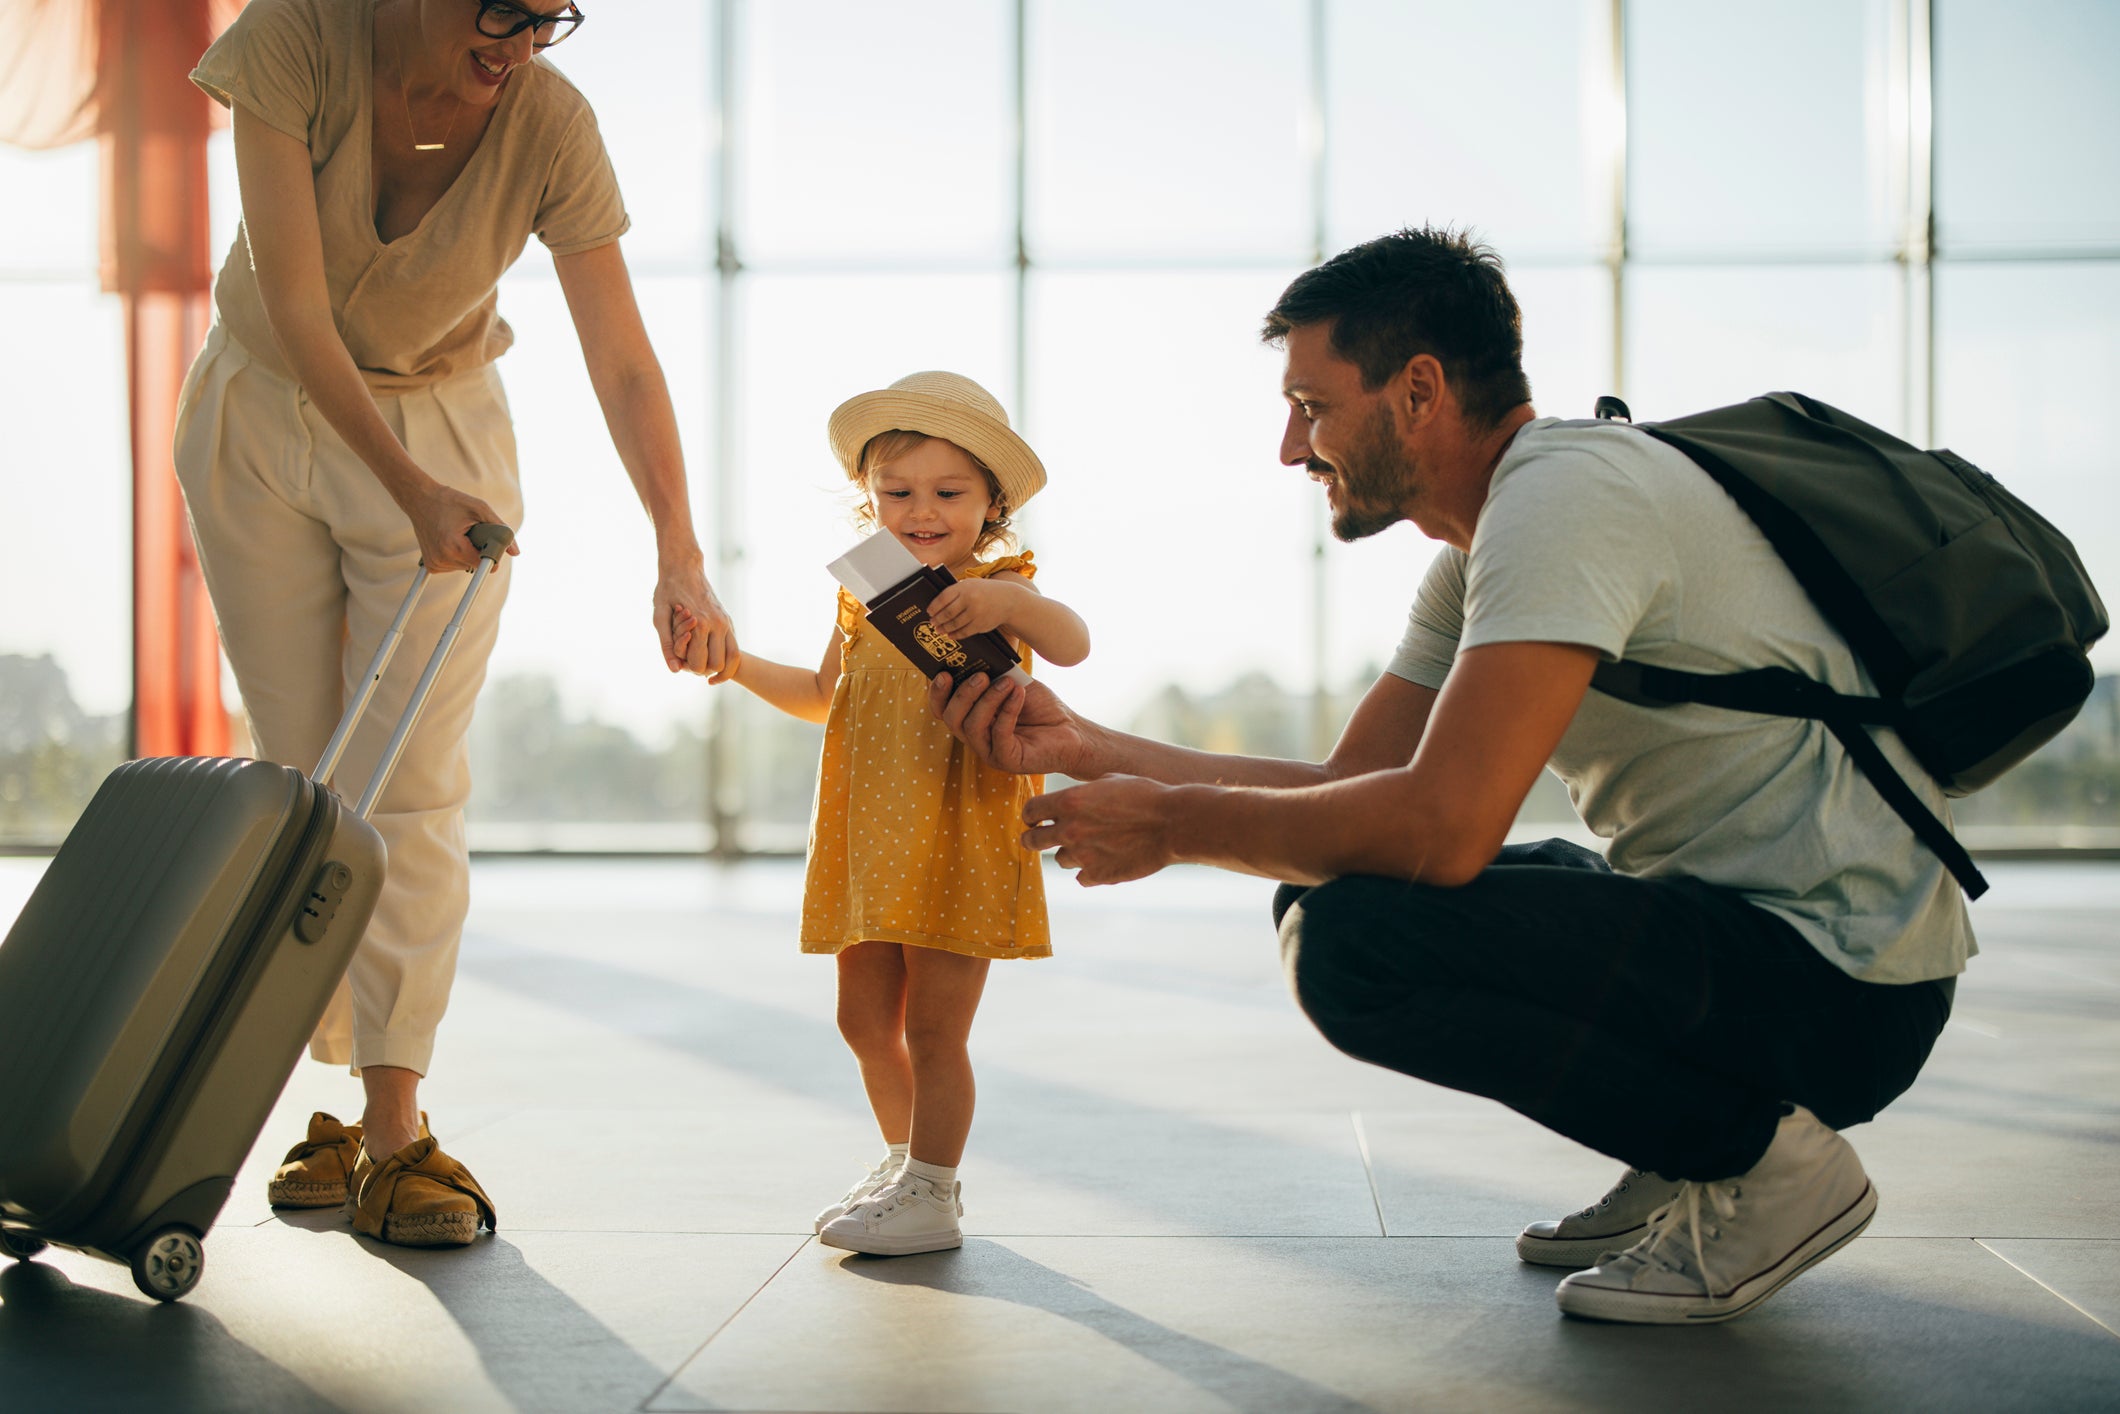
[
  {"x1": 927, "y1": 572, "x2": 1090, "y2": 667},
  {"x1": 728, "y1": 626, "x2": 843, "y2": 724}
]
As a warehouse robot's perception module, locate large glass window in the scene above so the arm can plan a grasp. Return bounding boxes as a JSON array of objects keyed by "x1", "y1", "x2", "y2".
[
  {"x1": 1625, "y1": 266, "x2": 1905, "y2": 430},
  {"x1": 1930, "y1": 2, "x2": 2120, "y2": 840},
  {"x1": 1027, "y1": 270, "x2": 1302, "y2": 727},
  {"x1": 1027, "y1": 0, "x2": 1311, "y2": 262},
  {"x1": 1327, "y1": 0, "x2": 1616, "y2": 261},
  {"x1": 467, "y1": 273, "x2": 718, "y2": 850},
  {"x1": 1935, "y1": 0, "x2": 2120, "y2": 254},
  {"x1": 1628, "y1": 0, "x2": 1897, "y2": 259},
  {"x1": 1513, "y1": 265, "x2": 1617, "y2": 426},
  {"x1": 1934, "y1": 262, "x2": 2120, "y2": 677},
  {"x1": 549, "y1": 7, "x2": 715, "y2": 270},
  {"x1": 736, "y1": 0, "x2": 1011, "y2": 266},
  {"x1": 464, "y1": 4, "x2": 717, "y2": 849},
  {"x1": 10, "y1": 1, "x2": 2114, "y2": 852},
  {"x1": 0, "y1": 146, "x2": 129, "y2": 845}
]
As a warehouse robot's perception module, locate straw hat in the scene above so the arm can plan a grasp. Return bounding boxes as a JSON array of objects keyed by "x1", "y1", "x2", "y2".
[{"x1": 827, "y1": 371, "x2": 1047, "y2": 512}]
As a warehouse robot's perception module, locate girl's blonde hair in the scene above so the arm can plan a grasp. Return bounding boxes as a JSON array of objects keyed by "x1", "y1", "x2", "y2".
[{"x1": 852, "y1": 429, "x2": 1018, "y2": 557}]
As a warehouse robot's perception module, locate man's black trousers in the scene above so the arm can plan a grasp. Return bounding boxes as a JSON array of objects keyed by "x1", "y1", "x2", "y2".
[{"x1": 1273, "y1": 839, "x2": 1955, "y2": 1181}]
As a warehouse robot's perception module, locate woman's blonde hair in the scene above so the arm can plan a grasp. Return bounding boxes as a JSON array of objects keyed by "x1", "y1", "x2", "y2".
[{"x1": 851, "y1": 429, "x2": 1018, "y2": 557}]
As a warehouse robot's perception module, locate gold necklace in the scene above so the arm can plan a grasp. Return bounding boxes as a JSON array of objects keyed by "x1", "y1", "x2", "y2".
[{"x1": 393, "y1": 13, "x2": 462, "y2": 153}]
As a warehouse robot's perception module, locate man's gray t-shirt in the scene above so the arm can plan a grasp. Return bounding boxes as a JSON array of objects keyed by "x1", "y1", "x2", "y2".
[{"x1": 1388, "y1": 417, "x2": 1975, "y2": 984}]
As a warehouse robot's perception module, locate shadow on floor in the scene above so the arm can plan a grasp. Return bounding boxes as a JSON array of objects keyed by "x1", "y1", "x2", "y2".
[
  {"x1": 1544, "y1": 1292, "x2": 2120, "y2": 1413},
  {"x1": 833, "y1": 1240, "x2": 1380, "y2": 1414},
  {"x1": 455, "y1": 934, "x2": 1589, "y2": 1226},
  {"x1": 357, "y1": 1232, "x2": 690, "y2": 1414},
  {"x1": 0, "y1": 1256, "x2": 340, "y2": 1414},
  {"x1": 842, "y1": 1241, "x2": 2120, "y2": 1413}
]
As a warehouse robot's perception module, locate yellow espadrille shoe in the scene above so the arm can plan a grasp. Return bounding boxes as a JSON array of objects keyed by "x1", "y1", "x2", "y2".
[
  {"x1": 350, "y1": 1135, "x2": 497, "y2": 1249},
  {"x1": 267, "y1": 1112, "x2": 364, "y2": 1209}
]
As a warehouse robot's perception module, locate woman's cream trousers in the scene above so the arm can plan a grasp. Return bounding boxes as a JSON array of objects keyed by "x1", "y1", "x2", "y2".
[{"x1": 173, "y1": 325, "x2": 521, "y2": 1076}]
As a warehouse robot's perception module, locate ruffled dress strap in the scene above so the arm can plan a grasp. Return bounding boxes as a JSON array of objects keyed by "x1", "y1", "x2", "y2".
[
  {"x1": 966, "y1": 549, "x2": 1036, "y2": 582},
  {"x1": 835, "y1": 585, "x2": 867, "y2": 644}
]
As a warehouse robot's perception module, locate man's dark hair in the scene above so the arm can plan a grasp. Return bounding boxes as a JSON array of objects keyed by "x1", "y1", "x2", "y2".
[{"x1": 1262, "y1": 226, "x2": 1532, "y2": 430}]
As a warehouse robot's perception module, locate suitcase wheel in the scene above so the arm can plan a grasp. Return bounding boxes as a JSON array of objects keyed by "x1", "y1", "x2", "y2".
[
  {"x1": 0, "y1": 1229, "x2": 46, "y2": 1261},
  {"x1": 130, "y1": 1228, "x2": 205, "y2": 1302}
]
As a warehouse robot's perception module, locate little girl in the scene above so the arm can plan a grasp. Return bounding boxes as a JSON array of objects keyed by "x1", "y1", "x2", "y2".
[{"x1": 679, "y1": 370, "x2": 1088, "y2": 1255}]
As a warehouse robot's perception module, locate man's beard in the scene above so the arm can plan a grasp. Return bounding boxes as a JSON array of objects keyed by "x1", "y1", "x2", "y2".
[{"x1": 1316, "y1": 399, "x2": 1408, "y2": 542}]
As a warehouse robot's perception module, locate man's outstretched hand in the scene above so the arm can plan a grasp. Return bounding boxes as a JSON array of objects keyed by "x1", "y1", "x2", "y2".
[
  {"x1": 1021, "y1": 775, "x2": 1180, "y2": 886},
  {"x1": 929, "y1": 672, "x2": 1093, "y2": 779},
  {"x1": 931, "y1": 668, "x2": 1178, "y2": 885}
]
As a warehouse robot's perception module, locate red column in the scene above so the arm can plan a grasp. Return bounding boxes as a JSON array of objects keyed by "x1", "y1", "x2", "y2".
[
  {"x1": 125, "y1": 291, "x2": 224, "y2": 757},
  {"x1": 100, "y1": 0, "x2": 230, "y2": 758}
]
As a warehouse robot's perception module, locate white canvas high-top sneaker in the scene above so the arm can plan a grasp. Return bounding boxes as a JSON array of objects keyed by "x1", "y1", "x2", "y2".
[
  {"x1": 1517, "y1": 1166, "x2": 1685, "y2": 1270},
  {"x1": 1555, "y1": 1107, "x2": 1876, "y2": 1324}
]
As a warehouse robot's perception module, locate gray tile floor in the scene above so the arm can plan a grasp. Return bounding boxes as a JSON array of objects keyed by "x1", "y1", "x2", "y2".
[{"x1": 1, "y1": 856, "x2": 2116, "y2": 1413}]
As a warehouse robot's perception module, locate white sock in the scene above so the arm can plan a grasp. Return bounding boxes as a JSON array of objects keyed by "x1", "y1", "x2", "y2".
[
  {"x1": 903, "y1": 1157, "x2": 957, "y2": 1188},
  {"x1": 883, "y1": 1142, "x2": 909, "y2": 1171}
]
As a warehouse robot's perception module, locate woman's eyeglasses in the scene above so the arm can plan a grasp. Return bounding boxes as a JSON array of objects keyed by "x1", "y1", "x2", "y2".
[{"x1": 474, "y1": 0, "x2": 584, "y2": 49}]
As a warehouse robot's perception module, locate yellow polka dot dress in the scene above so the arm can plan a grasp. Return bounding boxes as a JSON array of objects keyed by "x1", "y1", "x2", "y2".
[{"x1": 800, "y1": 553, "x2": 1051, "y2": 960}]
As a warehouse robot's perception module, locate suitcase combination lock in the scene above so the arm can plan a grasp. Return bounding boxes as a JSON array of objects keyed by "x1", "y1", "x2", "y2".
[{"x1": 295, "y1": 861, "x2": 355, "y2": 945}]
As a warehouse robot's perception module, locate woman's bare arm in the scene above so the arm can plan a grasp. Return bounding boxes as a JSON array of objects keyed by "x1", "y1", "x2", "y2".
[{"x1": 552, "y1": 240, "x2": 733, "y2": 676}]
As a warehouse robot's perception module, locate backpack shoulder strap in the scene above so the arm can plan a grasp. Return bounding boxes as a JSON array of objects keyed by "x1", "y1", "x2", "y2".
[
  {"x1": 1631, "y1": 415, "x2": 1919, "y2": 695},
  {"x1": 1589, "y1": 660, "x2": 1989, "y2": 898}
]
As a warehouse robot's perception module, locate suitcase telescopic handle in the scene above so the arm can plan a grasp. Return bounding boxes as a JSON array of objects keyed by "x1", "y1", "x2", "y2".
[{"x1": 312, "y1": 523, "x2": 515, "y2": 820}]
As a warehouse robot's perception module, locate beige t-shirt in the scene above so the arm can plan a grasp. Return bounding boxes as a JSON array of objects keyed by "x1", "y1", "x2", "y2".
[{"x1": 191, "y1": 0, "x2": 629, "y2": 391}]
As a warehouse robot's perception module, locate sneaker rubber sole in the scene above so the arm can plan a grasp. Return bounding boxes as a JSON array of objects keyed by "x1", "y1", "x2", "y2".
[
  {"x1": 1555, "y1": 1181, "x2": 1877, "y2": 1325},
  {"x1": 816, "y1": 1225, "x2": 964, "y2": 1256},
  {"x1": 1514, "y1": 1223, "x2": 1656, "y2": 1270}
]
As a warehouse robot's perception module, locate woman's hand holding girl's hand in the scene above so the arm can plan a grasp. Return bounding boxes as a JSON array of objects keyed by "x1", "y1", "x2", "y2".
[
  {"x1": 672, "y1": 605, "x2": 742, "y2": 684},
  {"x1": 927, "y1": 578, "x2": 1018, "y2": 639},
  {"x1": 656, "y1": 559, "x2": 738, "y2": 678},
  {"x1": 407, "y1": 480, "x2": 519, "y2": 574}
]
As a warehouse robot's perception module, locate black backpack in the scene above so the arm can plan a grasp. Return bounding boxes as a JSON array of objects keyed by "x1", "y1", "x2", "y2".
[{"x1": 1586, "y1": 391, "x2": 2109, "y2": 900}]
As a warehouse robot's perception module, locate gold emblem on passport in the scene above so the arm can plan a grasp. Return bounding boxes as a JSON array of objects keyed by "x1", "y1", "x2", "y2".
[{"x1": 914, "y1": 622, "x2": 970, "y2": 669}]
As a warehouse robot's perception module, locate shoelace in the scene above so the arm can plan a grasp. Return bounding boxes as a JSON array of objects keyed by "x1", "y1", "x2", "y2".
[
  {"x1": 857, "y1": 1178, "x2": 943, "y2": 1225},
  {"x1": 1632, "y1": 1179, "x2": 1743, "y2": 1294},
  {"x1": 838, "y1": 1160, "x2": 895, "y2": 1208},
  {"x1": 1574, "y1": 1167, "x2": 1649, "y2": 1222}
]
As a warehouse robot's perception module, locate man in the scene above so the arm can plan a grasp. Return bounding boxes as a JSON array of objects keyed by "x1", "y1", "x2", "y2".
[{"x1": 930, "y1": 227, "x2": 1970, "y2": 1325}]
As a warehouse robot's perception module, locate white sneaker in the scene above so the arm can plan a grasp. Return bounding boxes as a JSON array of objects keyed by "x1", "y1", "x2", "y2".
[
  {"x1": 817, "y1": 1173, "x2": 964, "y2": 1256},
  {"x1": 812, "y1": 1157, "x2": 900, "y2": 1234},
  {"x1": 1516, "y1": 1166, "x2": 1684, "y2": 1269},
  {"x1": 1555, "y1": 1106, "x2": 1877, "y2": 1325}
]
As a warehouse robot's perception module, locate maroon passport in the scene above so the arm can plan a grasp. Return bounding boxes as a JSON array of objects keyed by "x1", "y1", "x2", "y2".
[{"x1": 827, "y1": 531, "x2": 1030, "y2": 684}]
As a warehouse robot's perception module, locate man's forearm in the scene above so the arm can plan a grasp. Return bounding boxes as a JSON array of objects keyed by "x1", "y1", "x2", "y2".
[
  {"x1": 1158, "y1": 771, "x2": 1486, "y2": 888},
  {"x1": 1075, "y1": 719, "x2": 1334, "y2": 789}
]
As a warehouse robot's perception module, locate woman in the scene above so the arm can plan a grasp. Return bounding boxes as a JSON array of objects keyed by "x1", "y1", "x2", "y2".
[{"x1": 177, "y1": 0, "x2": 733, "y2": 1247}]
